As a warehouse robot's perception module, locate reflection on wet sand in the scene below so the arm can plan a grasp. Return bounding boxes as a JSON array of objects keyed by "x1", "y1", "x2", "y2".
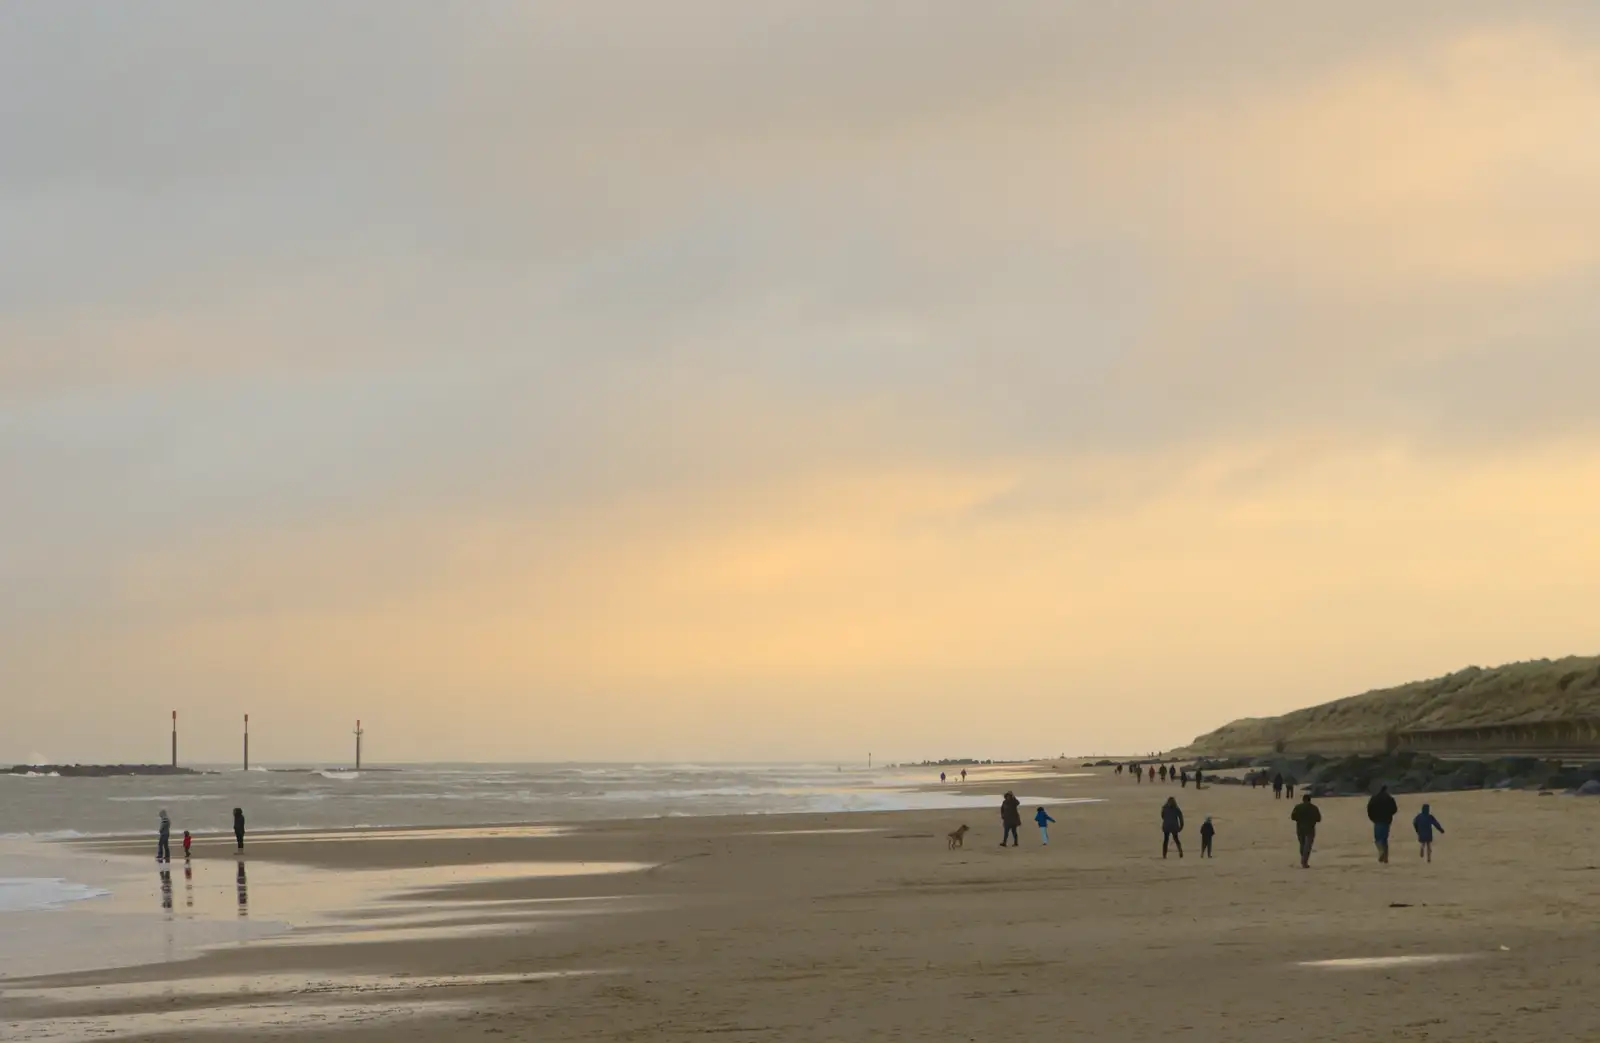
[
  {"x1": 159, "y1": 869, "x2": 172, "y2": 913},
  {"x1": 236, "y1": 861, "x2": 248, "y2": 917},
  {"x1": 184, "y1": 862, "x2": 193, "y2": 908}
]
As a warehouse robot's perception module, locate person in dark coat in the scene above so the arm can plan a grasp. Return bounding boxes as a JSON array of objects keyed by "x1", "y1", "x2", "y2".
[
  {"x1": 1199, "y1": 816, "x2": 1215, "y2": 857},
  {"x1": 1272, "y1": 773, "x2": 1284, "y2": 799},
  {"x1": 233, "y1": 807, "x2": 246, "y2": 852},
  {"x1": 1366, "y1": 785, "x2": 1399, "y2": 863},
  {"x1": 999, "y1": 791, "x2": 1022, "y2": 847},
  {"x1": 1160, "y1": 797, "x2": 1185, "y2": 858},
  {"x1": 1291, "y1": 794, "x2": 1321, "y2": 868}
]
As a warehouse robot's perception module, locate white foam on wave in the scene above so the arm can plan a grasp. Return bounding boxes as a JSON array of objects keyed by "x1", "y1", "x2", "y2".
[{"x1": 0, "y1": 878, "x2": 110, "y2": 912}]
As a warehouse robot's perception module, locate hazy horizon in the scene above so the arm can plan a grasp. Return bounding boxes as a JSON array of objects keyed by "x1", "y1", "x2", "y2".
[{"x1": 6, "y1": 4, "x2": 1600, "y2": 764}]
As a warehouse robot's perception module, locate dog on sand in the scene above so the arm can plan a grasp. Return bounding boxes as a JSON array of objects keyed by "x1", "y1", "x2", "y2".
[{"x1": 947, "y1": 824, "x2": 970, "y2": 849}]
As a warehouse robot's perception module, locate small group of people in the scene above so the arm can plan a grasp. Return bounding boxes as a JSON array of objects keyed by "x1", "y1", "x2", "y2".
[
  {"x1": 1249, "y1": 771, "x2": 1298, "y2": 798},
  {"x1": 1118, "y1": 762, "x2": 1204, "y2": 789},
  {"x1": 1289, "y1": 786, "x2": 1444, "y2": 869},
  {"x1": 1157, "y1": 797, "x2": 1215, "y2": 859},
  {"x1": 938, "y1": 769, "x2": 969, "y2": 784},
  {"x1": 158, "y1": 807, "x2": 247, "y2": 862},
  {"x1": 997, "y1": 791, "x2": 1055, "y2": 847}
]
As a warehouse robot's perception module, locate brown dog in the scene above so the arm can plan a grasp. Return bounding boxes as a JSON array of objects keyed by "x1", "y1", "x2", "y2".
[{"x1": 947, "y1": 824, "x2": 970, "y2": 849}]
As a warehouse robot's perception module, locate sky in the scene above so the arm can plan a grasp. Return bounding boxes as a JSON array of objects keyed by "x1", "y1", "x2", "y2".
[{"x1": 4, "y1": 3, "x2": 1600, "y2": 765}]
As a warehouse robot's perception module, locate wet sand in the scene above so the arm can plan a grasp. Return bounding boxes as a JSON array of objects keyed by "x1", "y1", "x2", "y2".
[{"x1": 7, "y1": 766, "x2": 1600, "y2": 1042}]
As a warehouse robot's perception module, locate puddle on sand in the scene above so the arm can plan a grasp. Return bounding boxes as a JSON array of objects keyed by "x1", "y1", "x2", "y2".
[
  {"x1": 85, "y1": 824, "x2": 573, "y2": 850},
  {"x1": 1299, "y1": 954, "x2": 1479, "y2": 969},
  {"x1": 6, "y1": 970, "x2": 614, "y2": 1042},
  {"x1": 748, "y1": 828, "x2": 885, "y2": 836}
]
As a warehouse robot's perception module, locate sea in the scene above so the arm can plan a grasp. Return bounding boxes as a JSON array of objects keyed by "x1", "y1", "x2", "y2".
[{"x1": 0, "y1": 763, "x2": 1068, "y2": 917}]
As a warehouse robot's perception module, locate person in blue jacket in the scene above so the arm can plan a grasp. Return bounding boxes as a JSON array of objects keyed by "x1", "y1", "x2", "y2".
[
  {"x1": 1035, "y1": 806, "x2": 1055, "y2": 845},
  {"x1": 1413, "y1": 803, "x2": 1444, "y2": 863}
]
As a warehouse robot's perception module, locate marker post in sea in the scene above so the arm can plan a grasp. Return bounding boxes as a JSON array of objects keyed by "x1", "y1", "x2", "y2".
[
  {"x1": 353, "y1": 719, "x2": 364, "y2": 772},
  {"x1": 243, "y1": 714, "x2": 250, "y2": 771},
  {"x1": 171, "y1": 710, "x2": 178, "y2": 768}
]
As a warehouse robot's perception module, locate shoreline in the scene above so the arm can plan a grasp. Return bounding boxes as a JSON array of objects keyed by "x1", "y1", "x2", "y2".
[{"x1": 9, "y1": 767, "x2": 1600, "y2": 1041}]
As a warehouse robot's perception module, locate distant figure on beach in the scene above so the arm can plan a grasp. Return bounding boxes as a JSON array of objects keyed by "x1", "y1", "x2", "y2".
[
  {"x1": 1147, "y1": 766, "x2": 1155, "y2": 783},
  {"x1": 1193, "y1": 769, "x2": 1204, "y2": 791},
  {"x1": 1413, "y1": 804, "x2": 1445, "y2": 863},
  {"x1": 1272, "y1": 773, "x2": 1284, "y2": 799},
  {"x1": 1000, "y1": 792, "x2": 1022, "y2": 847},
  {"x1": 1179, "y1": 770, "x2": 1189, "y2": 788},
  {"x1": 1291, "y1": 794, "x2": 1321, "y2": 868},
  {"x1": 1284, "y1": 776, "x2": 1297, "y2": 799},
  {"x1": 1115, "y1": 763, "x2": 1123, "y2": 776},
  {"x1": 1134, "y1": 763, "x2": 1143, "y2": 783},
  {"x1": 941, "y1": 772, "x2": 947, "y2": 784},
  {"x1": 1035, "y1": 806, "x2": 1055, "y2": 845},
  {"x1": 1199, "y1": 816, "x2": 1215, "y2": 857},
  {"x1": 960, "y1": 769, "x2": 967, "y2": 783},
  {"x1": 1160, "y1": 797, "x2": 1185, "y2": 858},
  {"x1": 157, "y1": 809, "x2": 171, "y2": 863},
  {"x1": 1159, "y1": 764, "x2": 1168, "y2": 782},
  {"x1": 233, "y1": 807, "x2": 246, "y2": 852},
  {"x1": 1367, "y1": 785, "x2": 1399, "y2": 863},
  {"x1": 182, "y1": 830, "x2": 192, "y2": 858}
]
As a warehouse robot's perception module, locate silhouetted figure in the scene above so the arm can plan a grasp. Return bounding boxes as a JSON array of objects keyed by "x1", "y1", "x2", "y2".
[
  {"x1": 1367, "y1": 785, "x2": 1399, "y2": 863},
  {"x1": 1000, "y1": 792, "x2": 1022, "y2": 847},
  {"x1": 1413, "y1": 804, "x2": 1445, "y2": 863},
  {"x1": 1199, "y1": 816, "x2": 1215, "y2": 857},
  {"x1": 233, "y1": 807, "x2": 246, "y2": 852},
  {"x1": 961, "y1": 769, "x2": 967, "y2": 783},
  {"x1": 1194, "y1": 770, "x2": 1204, "y2": 791},
  {"x1": 1291, "y1": 794, "x2": 1321, "y2": 868},
  {"x1": 156, "y1": 810, "x2": 171, "y2": 863},
  {"x1": 1160, "y1": 764, "x2": 1169, "y2": 783},
  {"x1": 1115, "y1": 764, "x2": 1123, "y2": 776},
  {"x1": 1284, "y1": 776, "x2": 1296, "y2": 799},
  {"x1": 1147, "y1": 766, "x2": 1155, "y2": 783},
  {"x1": 1161, "y1": 797, "x2": 1185, "y2": 858},
  {"x1": 1135, "y1": 763, "x2": 1143, "y2": 784},
  {"x1": 941, "y1": 772, "x2": 947, "y2": 784},
  {"x1": 1272, "y1": 774, "x2": 1284, "y2": 799},
  {"x1": 1180, "y1": 770, "x2": 1189, "y2": 788}
]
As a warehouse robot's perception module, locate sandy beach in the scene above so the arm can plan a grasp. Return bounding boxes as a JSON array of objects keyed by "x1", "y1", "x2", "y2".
[{"x1": 7, "y1": 765, "x2": 1600, "y2": 1042}]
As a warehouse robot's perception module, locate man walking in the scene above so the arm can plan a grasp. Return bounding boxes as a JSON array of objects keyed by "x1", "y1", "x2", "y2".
[
  {"x1": 1367, "y1": 785, "x2": 1399, "y2": 864},
  {"x1": 1291, "y1": 794, "x2": 1321, "y2": 868}
]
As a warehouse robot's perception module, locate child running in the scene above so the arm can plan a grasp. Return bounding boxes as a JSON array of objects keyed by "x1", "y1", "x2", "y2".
[
  {"x1": 1413, "y1": 803, "x2": 1445, "y2": 863},
  {"x1": 182, "y1": 830, "x2": 192, "y2": 859},
  {"x1": 1035, "y1": 806, "x2": 1055, "y2": 845}
]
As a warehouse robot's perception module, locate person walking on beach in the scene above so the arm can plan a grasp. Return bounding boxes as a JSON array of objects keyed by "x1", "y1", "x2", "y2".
[
  {"x1": 1272, "y1": 773, "x2": 1284, "y2": 799},
  {"x1": 1291, "y1": 794, "x2": 1321, "y2": 868},
  {"x1": 1147, "y1": 765, "x2": 1155, "y2": 783},
  {"x1": 1159, "y1": 764, "x2": 1168, "y2": 783},
  {"x1": 1367, "y1": 785, "x2": 1399, "y2": 863},
  {"x1": 233, "y1": 807, "x2": 246, "y2": 852},
  {"x1": 960, "y1": 769, "x2": 967, "y2": 783},
  {"x1": 1199, "y1": 816, "x2": 1215, "y2": 857},
  {"x1": 1180, "y1": 769, "x2": 1189, "y2": 788},
  {"x1": 1413, "y1": 803, "x2": 1444, "y2": 863},
  {"x1": 940, "y1": 772, "x2": 947, "y2": 784},
  {"x1": 1161, "y1": 797, "x2": 1185, "y2": 858},
  {"x1": 1285, "y1": 776, "x2": 1296, "y2": 799},
  {"x1": 182, "y1": 830, "x2": 192, "y2": 859},
  {"x1": 157, "y1": 809, "x2": 171, "y2": 863},
  {"x1": 1000, "y1": 792, "x2": 1022, "y2": 847},
  {"x1": 1034, "y1": 806, "x2": 1055, "y2": 845}
]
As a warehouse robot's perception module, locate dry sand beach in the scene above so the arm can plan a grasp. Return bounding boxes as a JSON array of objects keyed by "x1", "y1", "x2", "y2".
[{"x1": 6, "y1": 765, "x2": 1600, "y2": 1042}]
